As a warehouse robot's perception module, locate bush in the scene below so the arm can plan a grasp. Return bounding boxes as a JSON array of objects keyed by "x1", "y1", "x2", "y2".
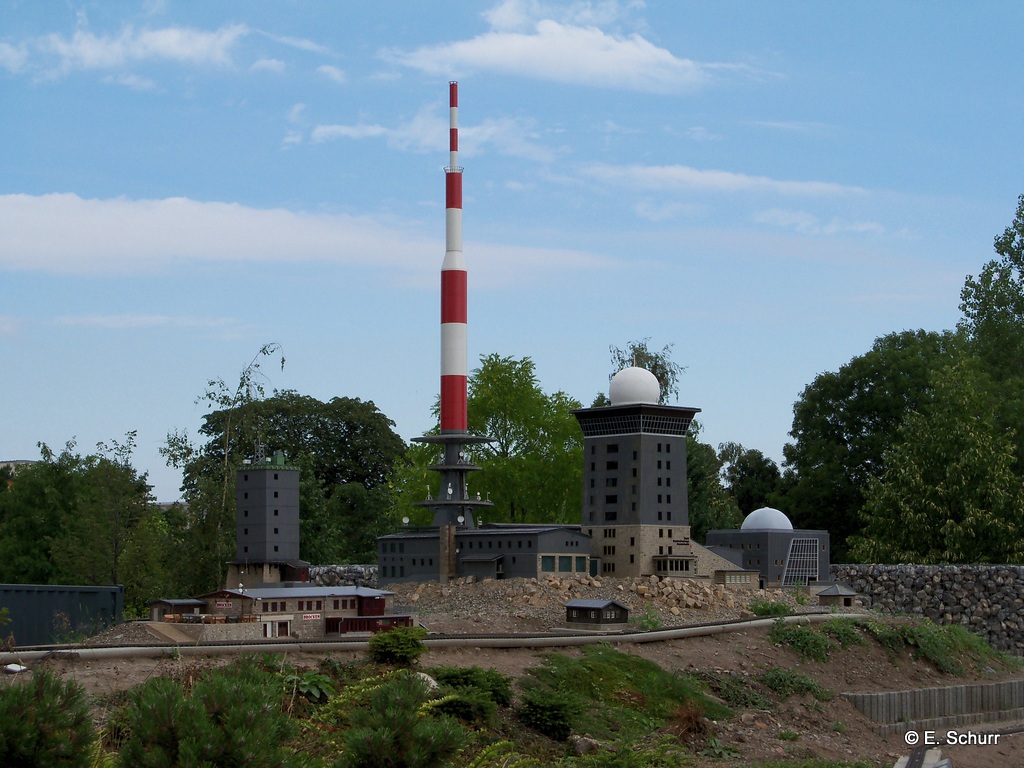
[
  {"x1": 768, "y1": 619, "x2": 837, "y2": 662},
  {"x1": 0, "y1": 669, "x2": 95, "y2": 767},
  {"x1": 749, "y1": 599, "x2": 791, "y2": 617},
  {"x1": 337, "y1": 672, "x2": 466, "y2": 768},
  {"x1": 116, "y1": 659, "x2": 298, "y2": 768},
  {"x1": 756, "y1": 668, "x2": 833, "y2": 702},
  {"x1": 428, "y1": 666, "x2": 514, "y2": 706},
  {"x1": 517, "y1": 688, "x2": 577, "y2": 741},
  {"x1": 428, "y1": 688, "x2": 498, "y2": 727},
  {"x1": 367, "y1": 625, "x2": 428, "y2": 666}
]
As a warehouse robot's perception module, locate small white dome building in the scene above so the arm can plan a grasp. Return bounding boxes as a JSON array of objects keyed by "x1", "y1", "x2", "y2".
[
  {"x1": 706, "y1": 506, "x2": 829, "y2": 588},
  {"x1": 609, "y1": 366, "x2": 661, "y2": 406},
  {"x1": 741, "y1": 507, "x2": 794, "y2": 531}
]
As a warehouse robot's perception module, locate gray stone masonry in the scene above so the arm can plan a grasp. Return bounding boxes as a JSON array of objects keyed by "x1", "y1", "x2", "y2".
[
  {"x1": 832, "y1": 564, "x2": 1024, "y2": 653},
  {"x1": 309, "y1": 564, "x2": 378, "y2": 587}
]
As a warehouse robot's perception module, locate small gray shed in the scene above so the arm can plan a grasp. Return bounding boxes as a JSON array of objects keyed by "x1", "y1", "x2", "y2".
[
  {"x1": 565, "y1": 598, "x2": 629, "y2": 630},
  {"x1": 816, "y1": 584, "x2": 858, "y2": 608}
]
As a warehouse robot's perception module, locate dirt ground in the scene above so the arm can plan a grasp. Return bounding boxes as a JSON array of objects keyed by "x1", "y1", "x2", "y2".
[{"x1": 9, "y1": 618, "x2": 1022, "y2": 768}]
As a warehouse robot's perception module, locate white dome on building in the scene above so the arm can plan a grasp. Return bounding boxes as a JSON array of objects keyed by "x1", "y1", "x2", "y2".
[
  {"x1": 609, "y1": 367, "x2": 661, "y2": 406},
  {"x1": 741, "y1": 506, "x2": 794, "y2": 531}
]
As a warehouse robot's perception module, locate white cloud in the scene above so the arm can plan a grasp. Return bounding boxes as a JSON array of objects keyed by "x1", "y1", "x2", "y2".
[
  {"x1": 312, "y1": 106, "x2": 556, "y2": 163},
  {"x1": 388, "y1": 19, "x2": 712, "y2": 93},
  {"x1": 258, "y1": 32, "x2": 331, "y2": 56},
  {"x1": 102, "y1": 72, "x2": 158, "y2": 91},
  {"x1": 484, "y1": 0, "x2": 645, "y2": 33},
  {"x1": 317, "y1": 64, "x2": 346, "y2": 84},
  {"x1": 584, "y1": 163, "x2": 863, "y2": 196},
  {"x1": 0, "y1": 41, "x2": 28, "y2": 72},
  {"x1": 287, "y1": 103, "x2": 305, "y2": 123},
  {"x1": 754, "y1": 208, "x2": 886, "y2": 236},
  {"x1": 38, "y1": 23, "x2": 248, "y2": 73},
  {"x1": 251, "y1": 57, "x2": 285, "y2": 73},
  {"x1": 53, "y1": 313, "x2": 237, "y2": 330},
  {"x1": 0, "y1": 193, "x2": 609, "y2": 281}
]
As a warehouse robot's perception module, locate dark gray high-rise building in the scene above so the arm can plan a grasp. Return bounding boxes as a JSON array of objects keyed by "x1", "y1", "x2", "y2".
[
  {"x1": 573, "y1": 367, "x2": 701, "y2": 578},
  {"x1": 226, "y1": 451, "x2": 309, "y2": 588}
]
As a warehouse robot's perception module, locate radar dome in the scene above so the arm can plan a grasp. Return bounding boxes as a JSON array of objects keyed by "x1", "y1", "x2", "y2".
[
  {"x1": 741, "y1": 507, "x2": 794, "y2": 531},
  {"x1": 609, "y1": 367, "x2": 660, "y2": 406}
]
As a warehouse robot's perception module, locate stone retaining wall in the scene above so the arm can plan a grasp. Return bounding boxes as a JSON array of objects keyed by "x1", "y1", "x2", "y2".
[
  {"x1": 309, "y1": 564, "x2": 378, "y2": 587},
  {"x1": 832, "y1": 564, "x2": 1024, "y2": 653},
  {"x1": 845, "y1": 680, "x2": 1024, "y2": 736}
]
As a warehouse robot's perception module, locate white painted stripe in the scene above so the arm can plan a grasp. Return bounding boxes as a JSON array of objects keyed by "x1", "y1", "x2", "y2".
[
  {"x1": 443, "y1": 209, "x2": 462, "y2": 264},
  {"x1": 441, "y1": 322, "x2": 467, "y2": 375}
]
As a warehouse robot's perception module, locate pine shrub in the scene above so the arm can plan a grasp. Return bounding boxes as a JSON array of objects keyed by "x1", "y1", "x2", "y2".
[
  {"x1": 0, "y1": 669, "x2": 95, "y2": 768},
  {"x1": 366, "y1": 625, "x2": 428, "y2": 666}
]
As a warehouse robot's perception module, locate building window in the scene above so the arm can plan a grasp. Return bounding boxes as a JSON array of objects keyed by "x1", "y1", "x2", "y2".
[
  {"x1": 541, "y1": 556, "x2": 555, "y2": 572},
  {"x1": 243, "y1": 492, "x2": 248, "y2": 499},
  {"x1": 657, "y1": 460, "x2": 662, "y2": 469},
  {"x1": 333, "y1": 600, "x2": 339, "y2": 610},
  {"x1": 630, "y1": 554, "x2": 635, "y2": 563},
  {"x1": 607, "y1": 444, "x2": 619, "y2": 453},
  {"x1": 666, "y1": 461, "x2": 671, "y2": 470},
  {"x1": 243, "y1": 474, "x2": 248, "y2": 481},
  {"x1": 274, "y1": 491, "x2": 279, "y2": 498},
  {"x1": 274, "y1": 473, "x2": 279, "y2": 480},
  {"x1": 605, "y1": 478, "x2": 617, "y2": 487},
  {"x1": 274, "y1": 545, "x2": 279, "y2": 552},
  {"x1": 274, "y1": 527, "x2": 279, "y2": 534},
  {"x1": 605, "y1": 494, "x2": 618, "y2": 504},
  {"x1": 657, "y1": 443, "x2": 662, "y2": 453},
  {"x1": 576, "y1": 556, "x2": 587, "y2": 572},
  {"x1": 606, "y1": 460, "x2": 618, "y2": 470},
  {"x1": 558, "y1": 556, "x2": 572, "y2": 572}
]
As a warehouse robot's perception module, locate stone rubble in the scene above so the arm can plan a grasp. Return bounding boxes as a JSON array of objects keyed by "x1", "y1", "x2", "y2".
[{"x1": 384, "y1": 573, "x2": 821, "y2": 632}]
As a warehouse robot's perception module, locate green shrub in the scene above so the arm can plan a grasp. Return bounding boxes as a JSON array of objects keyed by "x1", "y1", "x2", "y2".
[
  {"x1": 0, "y1": 669, "x2": 96, "y2": 767},
  {"x1": 703, "y1": 670, "x2": 770, "y2": 710},
  {"x1": 821, "y1": 619, "x2": 864, "y2": 648},
  {"x1": 116, "y1": 659, "x2": 298, "y2": 768},
  {"x1": 428, "y1": 666, "x2": 514, "y2": 706},
  {"x1": 750, "y1": 599, "x2": 791, "y2": 617},
  {"x1": 630, "y1": 603, "x2": 662, "y2": 630},
  {"x1": 756, "y1": 668, "x2": 833, "y2": 702},
  {"x1": 768, "y1": 619, "x2": 837, "y2": 662},
  {"x1": 337, "y1": 672, "x2": 466, "y2": 768},
  {"x1": 517, "y1": 688, "x2": 577, "y2": 741},
  {"x1": 367, "y1": 625, "x2": 428, "y2": 666},
  {"x1": 427, "y1": 687, "x2": 498, "y2": 727}
]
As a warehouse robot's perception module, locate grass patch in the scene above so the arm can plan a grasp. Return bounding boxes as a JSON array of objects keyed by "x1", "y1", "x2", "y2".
[
  {"x1": 768, "y1": 619, "x2": 838, "y2": 662},
  {"x1": 862, "y1": 618, "x2": 1017, "y2": 674},
  {"x1": 756, "y1": 668, "x2": 834, "y2": 702},
  {"x1": 519, "y1": 644, "x2": 731, "y2": 744},
  {"x1": 700, "y1": 670, "x2": 771, "y2": 710},
  {"x1": 746, "y1": 761, "x2": 872, "y2": 768},
  {"x1": 821, "y1": 618, "x2": 865, "y2": 648}
]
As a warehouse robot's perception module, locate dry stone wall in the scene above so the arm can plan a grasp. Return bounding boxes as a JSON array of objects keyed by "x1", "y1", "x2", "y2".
[
  {"x1": 309, "y1": 564, "x2": 378, "y2": 587},
  {"x1": 832, "y1": 564, "x2": 1024, "y2": 653}
]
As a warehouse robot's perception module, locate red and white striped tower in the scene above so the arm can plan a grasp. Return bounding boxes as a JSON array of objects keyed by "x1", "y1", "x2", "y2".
[
  {"x1": 413, "y1": 81, "x2": 493, "y2": 536},
  {"x1": 440, "y1": 80, "x2": 467, "y2": 433}
]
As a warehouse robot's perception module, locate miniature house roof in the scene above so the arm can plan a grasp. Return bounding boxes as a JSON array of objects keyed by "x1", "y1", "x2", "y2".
[
  {"x1": 565, "y1": 598, "x2": 628, "y2": 611},
  {"x1": 816, "y1": 584, "x2": 857, "y2": 596}
]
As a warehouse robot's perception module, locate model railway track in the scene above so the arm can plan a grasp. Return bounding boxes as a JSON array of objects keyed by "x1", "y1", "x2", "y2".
[{"x1": 3, "y1": 611, "x2": 855, "y2": 662}]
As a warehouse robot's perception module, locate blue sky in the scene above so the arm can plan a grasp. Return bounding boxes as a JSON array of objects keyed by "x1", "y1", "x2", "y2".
[{"x1": 2, "y1": 1, "x2": 1022, "y2": 502}]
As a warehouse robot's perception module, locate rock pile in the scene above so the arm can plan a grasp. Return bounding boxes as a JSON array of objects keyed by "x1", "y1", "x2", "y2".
[
  {"x1": 832, "y1": 564, "x2": 1024, "y2": 652},
  {"x1": 387, "y1": 573, "x2": 805, "y2": 633}
]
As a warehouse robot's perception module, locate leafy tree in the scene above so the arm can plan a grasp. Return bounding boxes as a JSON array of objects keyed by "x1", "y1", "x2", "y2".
[
  {"x1": 401, "y1": 354, "x2": 583, "y2": 525},
  {"x1": 718, "y1": 442, "x2": 782, "y2": 516},
  {"x1": 850, "y1": 362, "x2": 1024, "y2": 564},
  {"x1": 165, "y1": 348, "x2": 405, "y2": 583},
  {"x1": 686, "y1": 427, "x2": 741, "y2": 542},
  {"x1": 779, "y1": 329, "x2": 965, "y2": 561},
  {"x1": 959, "y1": 193, "x2": 1024, "y2": 472}
]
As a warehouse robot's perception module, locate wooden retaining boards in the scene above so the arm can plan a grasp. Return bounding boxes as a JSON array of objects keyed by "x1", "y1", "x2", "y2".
[{"x1": 844, "y1": 679, "x2": 1024, "y2": 735}]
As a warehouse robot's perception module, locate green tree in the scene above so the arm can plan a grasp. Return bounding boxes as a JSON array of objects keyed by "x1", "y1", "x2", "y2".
[
  {"x1": 686, "y1": 427, "x2": 741, "y2": 542},
  {"x1": 850, "y1": 362, "x2": 1024, "y2": 564},
  {"x1": 166, "y1": 381, "x2": 406, "y2": 583},
  {"x1": 718, "y1": 442, "x2": 782, "y2": 516},
  {"x1": 410, "y1": 354, "x2": 583, "y2": 525},
  {"x1": 779, "y1": 329, "x2": 965, "y2": 561},
  {"x1": 959, "y1": 193, "x2": 1024, "y2": 473},
  {"x1": 596, "y1": 338, "x2": 686, "y2": 405}
]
